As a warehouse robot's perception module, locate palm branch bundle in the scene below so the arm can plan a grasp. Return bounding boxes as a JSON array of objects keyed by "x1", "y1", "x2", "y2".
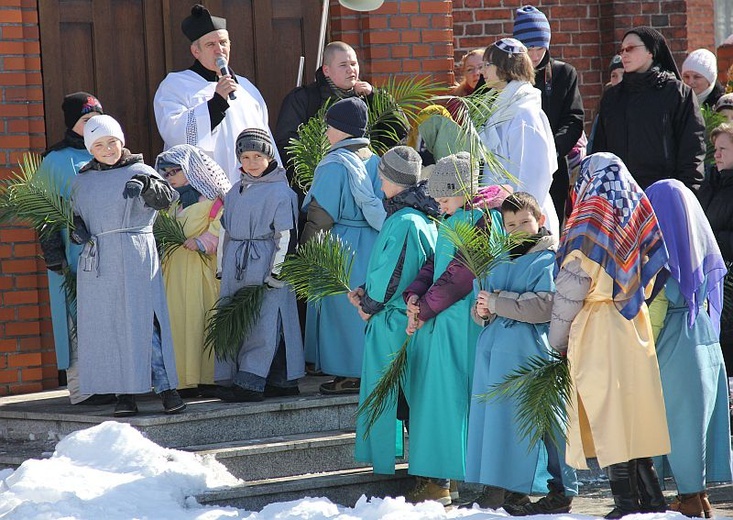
[
  {"x1": 701, "y1": 105, "x2": 727, "y2": 165},
  {"x1": 278, "y1": 230, "x2": 354, "y2": 303},
  {"x1": 480, "y1": 351, "x2": 571, "y2": 450},
  {"x1": 356, "y1": 337, "x2": 409, "y2": 437},
  {"x1": 153, "y1": 205, "x2": 206, "y2": 264},
  {"x1": 285, "y1": 102, "x2": 332, "y2": 192},
  {"x1": 204, "y1": 285, "x2": 266, "y2": 361},
  {"x1": 0, "y1": 153, "x2": 74, "y2": 238},
  {"x1": 440, "y1": 214, "x2": 527, "y2": 290},
  {"x1": 367, "y1": 76, "x2": 443, "y2": 156},
  {"x1": 722, "y1": 261, "x2": 733, "y2": 333}
]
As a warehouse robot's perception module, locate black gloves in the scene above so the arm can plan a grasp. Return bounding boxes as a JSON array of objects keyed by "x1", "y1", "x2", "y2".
[
  {"x1": 39, "y1": 231, "x2": 67, "y2": 272},
  {"x1": 122, "y1": 174, "x2": 151, "y2": 199},
  {"x1": 70, "y1": 215, "x2": 91, "y2": 245}
]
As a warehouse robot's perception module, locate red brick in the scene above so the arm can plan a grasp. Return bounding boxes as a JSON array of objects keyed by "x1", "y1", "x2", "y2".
[
  {"x1": 19, "y1": 367, "x2": 42, "y2": 380},
  {"x1": 12, "y1": 243, "x2": 40, "y2": 257},
  {"x1": 41, "y1": 365, "x2": 58, "y2": 380},
  {"x1": 9, "y1": 352, "x2": 40, "y2": 368},
  {"x1": 409, "y1": 15, "x2": 430, "y2": 28},
  {"x1": 2, "y1": 259, "x2": 40, "y2": 274},
  {"x1": 0, "y1": 227, "x2": 36, "y2": 243},
  {"x1": 19, "y1": 336, "x2": 41, "y2": 350},
  {"x1": 9, "y1": 382, "x2": 43, "y2": 394},
  {"x1": 400, "y1": 30, "x2": 421, "y2": 43},
  {"x1": 5, "y1": 321, "x2": 41, "y2": 336},
  {"x1": 0, "y1": 370, "x2": 20, "y2": 384},
  {"x1": 0, "y1": 339, "x2": 17, "y2": 352},
  {"x1": 400, "y1": 2, "x2": 419, "y2": 14},
  {"x1": 363, "y1": 16, "x2": 387, "y2": 29},
  {"x1": 3, "y1": 289, "x2": 39, "y2": 304},
  {"x1": 5, "y1": 87, "x2": 44, "y2": 103},
  {"x1": 366, "y1": 31, "x2": 399, "y2": 44}
]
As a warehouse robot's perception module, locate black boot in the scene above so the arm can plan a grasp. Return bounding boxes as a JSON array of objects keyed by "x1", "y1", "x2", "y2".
[
  {"x1": 605, "y1": 460, "x2": 640, "y2": 519},
  {"x1": 636, "y1": 457, "x2": 667, "y2": 512},
  {"x1": 114, "y1": 394, "x2": 138, "y2": 417}
]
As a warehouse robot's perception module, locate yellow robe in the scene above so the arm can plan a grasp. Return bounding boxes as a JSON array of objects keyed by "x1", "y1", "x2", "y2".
[
  {"x1": 162, "y1": 199, "x2": 222, "y2": 389},
  {"x1": 564, "y1": 250, "x2": 670, "y2": 469}
]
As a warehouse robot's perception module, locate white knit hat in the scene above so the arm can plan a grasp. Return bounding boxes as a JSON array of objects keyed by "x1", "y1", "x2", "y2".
[
  {"x1": 83, "y1": 114, "x2": 125, "y2": 152},
  {"x1": 682, "y1": 48, "x2": 717, "y2": 86}
]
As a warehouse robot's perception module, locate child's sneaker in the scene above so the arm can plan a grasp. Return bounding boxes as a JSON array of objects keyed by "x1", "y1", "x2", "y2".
[
  {"x1": 405, "y1": 479, "x2": 452, "y2": 506},
  {"x1": 160, "y1": 389, "x2": 186, "y2": 414},
  {"x1": 505, "y1": 490, "x2": 572, "y2": 516}
]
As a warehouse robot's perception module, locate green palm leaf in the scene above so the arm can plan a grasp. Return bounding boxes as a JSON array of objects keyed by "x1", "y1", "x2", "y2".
[
  {"x1": 153, "y1": 204, "x2": 206, "y2": 264},
  {"x1": 204, "y1": 285, "x2": 266, "y2": 361},
  {"x1": 0, "y1": 153, "x2": 74, "y2": 237},
  {"x1": 285, "y1": 101, "x2": 332, "y2": 192},
  {"x1": 480, "y1": 351, "x2": 571, "y2": 450},
  {"x1": 278, "y1": 230, "x2": 353, "y2": 303},
  {"x1": 356, "y1": 337, "x2": 409, "y2": 437}
]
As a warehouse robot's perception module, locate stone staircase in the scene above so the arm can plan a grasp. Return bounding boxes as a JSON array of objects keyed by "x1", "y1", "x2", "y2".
[{"x1": 0, "y1": 377, "x2": 412, "y2": 510}]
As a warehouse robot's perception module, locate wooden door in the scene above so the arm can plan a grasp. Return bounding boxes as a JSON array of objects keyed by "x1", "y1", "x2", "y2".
[{"x1": 39, "y1": 0, "x2": 321, "y2": 164}]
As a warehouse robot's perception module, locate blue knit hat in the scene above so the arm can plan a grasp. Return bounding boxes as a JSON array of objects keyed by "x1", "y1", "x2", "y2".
[
  {"x1": 326, "y1": 97, "x2": 368, "y2": 137},
  {"x1": 513, "y1": 5, "x2": 551, "y2": 49}
]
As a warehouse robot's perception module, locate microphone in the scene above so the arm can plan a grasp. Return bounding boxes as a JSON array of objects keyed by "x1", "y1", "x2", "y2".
[{"x1": 215, "y1": 57, "x2": 236, "y2": 100}]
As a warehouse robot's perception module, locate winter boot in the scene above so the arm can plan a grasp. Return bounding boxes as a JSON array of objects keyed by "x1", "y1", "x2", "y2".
[
  {"x1": 670, "y1": 493, "x2": 704, "y2": 517},
  {"x1": 605, "y1": 460, "x2": 640, "y2": 519},
  {"x1": 160, "y1": 389, "x2": 186, "y2": 414},
  {"x1": 114, "y1": 394, "x2": 138, "y2": 417},
  {"x1": 636, "y1": 457, "x2": 667, "y2": 512},
  {"x1": 472, "y1": 485, "x2": 506, "y2": 509},
  {"x1": 699, "y1": 491, "x2": 713, "y2": 518},
  {"x1": 405, "y1": 477, "x2": 452, "y2": 506},
  {"x1": 505, "y1": 488, "x2": 572, "y2": 516}
]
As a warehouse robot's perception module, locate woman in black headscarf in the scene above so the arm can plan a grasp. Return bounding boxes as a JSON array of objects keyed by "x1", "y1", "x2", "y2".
[{"x1": 593, "y1": 27, "x2": 706, "y2": 192}]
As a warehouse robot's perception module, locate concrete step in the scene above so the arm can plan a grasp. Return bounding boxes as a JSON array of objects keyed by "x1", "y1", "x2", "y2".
[
  {"x1": 195, "y1": 464, "x2": 414, "y2": 511},
  {"x1": 185, "y1": 430, "x2": 387, "y2": 481},
  {"x1": 0, "y1": 385, "x2": 359, "y2": 448}
]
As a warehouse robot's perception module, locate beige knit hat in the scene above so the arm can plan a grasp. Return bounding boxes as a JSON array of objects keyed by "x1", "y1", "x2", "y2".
[{"x1": 427, "y1": 152, "x2": 477, "y2": 198}]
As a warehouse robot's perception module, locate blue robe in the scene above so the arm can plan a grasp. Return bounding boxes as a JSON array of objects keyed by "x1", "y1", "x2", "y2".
[
  {"x1": 465, "y1": 247, "x2": 578, "y2": 495},
  {"x1": 652, "y1": 278, "x2": 732, "y2": 493},
  {"x1": 35, "y1": 147, "x2": 89, "y2": 370},
  {"x1": 354, "y1": 206, "x2": 437, "y2": 474},
  {"x1": 302, "y1": 147, "x2": 381, "y2": 377},
  {"x1": 404, "y1": 207, "x2": 494, "y2": 481}
]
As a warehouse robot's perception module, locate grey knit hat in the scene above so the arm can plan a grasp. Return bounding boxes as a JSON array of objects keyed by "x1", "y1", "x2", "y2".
[
  {"x1": 427, "y1": 151, "x2": 476, "y2": 198},
  {"x1": 378, "y1": 146, "x2": 423, "y2": 187},
  {"x1": 236, "y1": 128, "x2": 275, "y2": 160}
]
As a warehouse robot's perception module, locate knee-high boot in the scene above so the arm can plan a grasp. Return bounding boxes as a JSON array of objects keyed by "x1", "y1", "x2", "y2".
[
  {"x1": 605, "y1": 460, "x2": 640, "y2": 519},
  {"x1": 636, "y1": 457, "x2": 667, "y2": 512}
]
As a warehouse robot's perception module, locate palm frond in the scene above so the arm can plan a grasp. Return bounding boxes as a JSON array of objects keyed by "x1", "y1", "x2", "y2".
[
  {"x1": 702, "y1": 105, "x2": 727, "y2": 165},
  {"x1": 356, "y1": 337, "x2": 409, "y2": 438},
  {"x1": 439, "y1": 212, "x2": 528, "y2": 290},
  {"x1": 278, "y1": 230, "x2": 353, "y2": 303},
  {"x1": 479, "y1": 351, "x2": 571, "y2": 450},
  {"x1": 285, "y1": 101, "x2": 332, "y2": 192},
  {"x1": 153, "y1": 205, "x2": 206, "y2": 264},
  {"x1": 61, "y1": 266, "x2": 77, "y2": 340},
  {"x1": 0, "y1": 153, "x2": 74, "y2": 237},
  {"x1": 204, "y1": 285, "x2": 266, "y2": 361},
  {"x1": 722, "y1": 262, "x2": 733, "y2": 332}
]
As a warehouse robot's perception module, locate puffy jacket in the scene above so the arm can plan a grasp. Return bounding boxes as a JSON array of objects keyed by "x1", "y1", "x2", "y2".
[
  {"x1": 698, "y1": 168, "x2": 733, "y2": 261},
  {"x1": 594, "y1": 69, "x2": 705, "y2": 191}
]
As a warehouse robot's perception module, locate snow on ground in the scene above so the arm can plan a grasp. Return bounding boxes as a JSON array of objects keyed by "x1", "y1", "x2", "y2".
[{"x1": 0, "y1": 422, "x2": 713, "y2": 519}]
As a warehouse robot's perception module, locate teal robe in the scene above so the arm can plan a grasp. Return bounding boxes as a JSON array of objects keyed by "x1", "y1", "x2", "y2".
[
  {"x1": 405, "y1": 207, "x2": 499, "y2": 481},
  {"x1": 36, "y1": 147, "x2": 89, "y2": 370},
  {"x1": 302, "y1": 146, "x2": 382, "y2": 377},
  {"x1": 354, "y1": 206, "x2": 437, "y2": 474}
]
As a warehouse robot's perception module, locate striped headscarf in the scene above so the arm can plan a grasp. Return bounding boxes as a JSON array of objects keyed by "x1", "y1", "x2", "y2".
[
  {"x1": 557, "y1": 152, "x2": 668, "y2": 320},
  {"x1": 155, "y1": 144, "x2": 231, "y2": 200},
  {"x1": 646, "y1": 179, "x2": 727, "y2": 333}
]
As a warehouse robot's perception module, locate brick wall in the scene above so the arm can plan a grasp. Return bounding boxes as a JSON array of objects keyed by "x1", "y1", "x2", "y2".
[
  {"x1": 452, "y1": 0, "x2": 716, "y2": 127},
  {"x1": 330, "y1": 0, "x2": 455, "y2": 86},
  {"x1": 0, "y1": 0, "x2": 55, "y2": 395}
]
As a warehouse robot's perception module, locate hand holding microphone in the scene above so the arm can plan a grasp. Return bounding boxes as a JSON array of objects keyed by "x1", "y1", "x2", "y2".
[{"x1": 215, "y1": 56, "x2": 237, "y2": 101}]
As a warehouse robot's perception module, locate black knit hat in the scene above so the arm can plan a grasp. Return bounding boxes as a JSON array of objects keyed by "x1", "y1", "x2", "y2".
[
  {"x1": 236, "y1": 128, "x2": 275, "y2": 160},
  {"x1": 624, "y1": 26, "x2": 680, "y2": 79},
  {"x1": 609, "y1": 54, "x2": 623, "y2": 72},
  {"x1": 326, "y1": 97, "x2": 368, "y2": 137},
  {"x1": 182, "y1": 4, "x2": 227, "y2": 42},
  {"x1": 62, "y1": 92, "x2": 103, "y2": 130},
  {"x1": 378, "y1": 146, "x2": 423, "y2": 187}
]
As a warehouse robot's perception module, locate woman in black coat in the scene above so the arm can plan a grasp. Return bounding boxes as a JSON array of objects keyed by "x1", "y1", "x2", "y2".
[{"x1": 593, "y1": 27, "x2": 706, "y2": 192}]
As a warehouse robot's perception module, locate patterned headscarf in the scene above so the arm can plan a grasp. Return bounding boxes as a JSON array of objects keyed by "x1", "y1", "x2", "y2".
[
  {"x1": 646, "y1": 179, "x2": 727, "y2": 333},
  {"x1": 155, "y1": 144, "x2": 231, "y2": 200},
  {"x1": 558, "y1": 152, "x2": 668, "y2": 320}
]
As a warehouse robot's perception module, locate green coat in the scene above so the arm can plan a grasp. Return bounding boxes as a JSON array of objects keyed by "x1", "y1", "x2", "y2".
[{"x1": 354, "y1": 205, "x2": 437, "y2": 474}]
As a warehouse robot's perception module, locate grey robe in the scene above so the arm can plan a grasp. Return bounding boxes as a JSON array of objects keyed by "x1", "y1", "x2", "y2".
[
  {"x1": 72, "y1": 159, "x2": 178, "y2": 394},
  {"x1": 215, "y1": 166, "x2": 304, "y2": 381}
]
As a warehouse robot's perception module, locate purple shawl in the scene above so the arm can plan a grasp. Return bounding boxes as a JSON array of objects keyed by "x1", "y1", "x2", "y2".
[{"x1": 646, "y1": 179, "x2": 727, "y2": 333}]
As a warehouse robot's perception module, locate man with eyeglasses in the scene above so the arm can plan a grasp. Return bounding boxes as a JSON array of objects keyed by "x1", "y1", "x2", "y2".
[
  {"x1": 154, "y1": 4, "x2": 279, "y2": 184},
  {"x1": 512, "y1": 5, "x2": 584, "y2": 224}
]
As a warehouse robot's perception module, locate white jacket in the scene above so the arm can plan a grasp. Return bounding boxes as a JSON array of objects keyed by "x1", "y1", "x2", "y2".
[{"x1": 481, "y1": 80, "x2": 559, "y2": 235}]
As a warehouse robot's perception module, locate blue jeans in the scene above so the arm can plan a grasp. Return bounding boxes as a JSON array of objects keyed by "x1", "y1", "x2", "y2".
[
  {"x1": 234, "y1": 335, "x2": 298, "y2": 392},
  {"x1": 151, "y1": 318, "x2": 172, "y2": 393}
]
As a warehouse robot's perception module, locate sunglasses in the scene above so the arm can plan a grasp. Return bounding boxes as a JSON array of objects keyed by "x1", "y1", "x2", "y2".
[
  {"x1": 618, "y1": 44, "x2": 645, "y2": 55},
  {"x1": 162, "y1": 167, "x2": 183, "y2": 178}
]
